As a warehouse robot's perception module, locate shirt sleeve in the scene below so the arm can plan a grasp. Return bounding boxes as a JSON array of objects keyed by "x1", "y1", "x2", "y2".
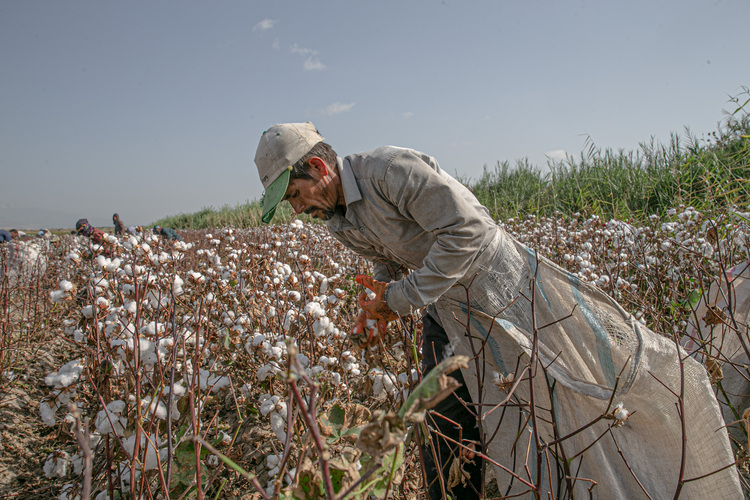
[{"x1": 380, "y1": 149, "x2": 496, "y2": 315}]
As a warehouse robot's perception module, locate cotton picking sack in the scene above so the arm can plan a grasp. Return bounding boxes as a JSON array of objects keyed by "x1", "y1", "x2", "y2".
[
  {"x1": 683, "y1": 260, "x2": 750, "y2": 447},
  {"x1": 433, "y1": 229, "x2": 742, "y2": 499}
]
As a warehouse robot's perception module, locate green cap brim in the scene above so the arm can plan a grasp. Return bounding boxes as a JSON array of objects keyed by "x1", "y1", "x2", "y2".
[{"x1": 261, "y1": 167, "x2": 291, "y2": 224}]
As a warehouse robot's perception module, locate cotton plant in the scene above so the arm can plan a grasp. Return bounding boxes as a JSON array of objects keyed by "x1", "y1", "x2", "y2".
[
  {"x1": 36, "y1": 222, "x2": 381, "y2": 496},
  {"x1": 40, "y1": 359, "x2": 85, "y2": 426},
  {"x1": 50, "y1": 279, "x2": 77, "y2": 303},
  {"x1": 368, "y1": 367, "x2": 400, "y2": 399},
  {"x1": 259, "y1": 394, "x2": 288, "y2": 443}
]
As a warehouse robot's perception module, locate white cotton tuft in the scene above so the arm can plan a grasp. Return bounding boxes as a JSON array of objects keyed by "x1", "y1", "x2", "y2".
[
  {"x1": 40, "y1": 400, "x2": 58, "y2": 426},
  {"x1": 44, "y1": 451, "x2": 71, "y2": 478},
  {"x1": 94, "y1": 400, "x2": 128, "y2": 436},
  {"x1": 45, "y1": 359, "x2": 84, "y2": 389},
  {"x1": 122, "y1": 433, "x2": 166, "y2": 471}
]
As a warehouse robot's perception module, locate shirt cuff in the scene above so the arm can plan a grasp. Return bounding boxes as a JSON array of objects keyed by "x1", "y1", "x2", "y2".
[{"x1": 384, "y1": 280, "x2": 414, "y2": 316}]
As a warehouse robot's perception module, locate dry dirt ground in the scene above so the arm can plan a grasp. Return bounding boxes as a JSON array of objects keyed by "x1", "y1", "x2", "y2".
[
  {"x1": 0, "y1": 333, "x2": 276, "y2": 500},
  {"x1": 0, "y1": 336, "x2": 71, "y2": 499}
]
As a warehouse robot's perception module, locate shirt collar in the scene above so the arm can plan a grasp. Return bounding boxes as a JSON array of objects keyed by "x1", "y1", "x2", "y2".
[
  {"x1": 327, "y1": 156, "x2": 360, "y2": 231},
  {"x1": 338, "y1": 156, "x2": 361, "y2": 206}
]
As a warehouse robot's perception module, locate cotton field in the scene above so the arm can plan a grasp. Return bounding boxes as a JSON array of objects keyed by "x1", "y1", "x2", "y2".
[{"x1": 1, "y1": 205, "x2": 750, "y2": 499}]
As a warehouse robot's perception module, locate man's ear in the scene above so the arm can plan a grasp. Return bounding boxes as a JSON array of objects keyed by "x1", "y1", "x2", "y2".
[{"x1": 308, "y1": 156, "x2": 329, "y2": 177}]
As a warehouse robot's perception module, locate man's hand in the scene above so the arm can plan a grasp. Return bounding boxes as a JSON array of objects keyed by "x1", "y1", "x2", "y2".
[
  {"x1": 351, "y1": 310, "x2": 388, "y2": 347},
  {"x1": 356, "y1": 275, "x2": 397, "y2": 322},
  {"x1": 350, "y1": 275, "x2": 397, "y2": 346}
]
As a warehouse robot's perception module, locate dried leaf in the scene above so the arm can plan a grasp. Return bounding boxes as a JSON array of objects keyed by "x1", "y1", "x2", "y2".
[
  {"x1": 706, "y1": 226, "x2": 718, "y2": 245},
  {"x1": 398, "y1": 355, "x2": 469, "y2": 423},
  {"x1": 705, "y1": 358, "x2": 724, "y2": 384},
  {"x1": 356, "y1": 411, "x2": 405, "y2": 458},
  {"x1": 703, "y1": 305, "x2": 726, "y2": 326}
]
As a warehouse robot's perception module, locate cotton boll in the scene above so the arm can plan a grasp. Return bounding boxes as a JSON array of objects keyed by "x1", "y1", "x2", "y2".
[
  {"x1": 164, "y1": 381, "x2": 186, "y2": 398},
  {"x1": 296, "y1": 353, "x2": 310, "y2": 368},
  {"x1": 138, "y1": 338, "x2": 159, "y2": 367},
  {"x1": 259, "y1": 395, "x2": 282, "y2": 416},
  {"x1": 44, "y1": 450, "x2": 71, "y2": 478},
  {"x1": 312, "y1": 316, "x2": 330, "y2": 337},
  {"x1": 173, "y1": 275, "x2": 185, "y2": 295},
  {"x1": 81, "y1": 305, "x2": 94, "y2": 319},
  {"x1": 94, "y1": 400, "x2": 128, "y2": 436},
  {"x1": 188, "y1": 270, "x2": 206, "y2": 284},
  {"x1": 123, "y1": 300, "x2": 138, "y2": 316},
  {"x1": 140, "y1": 396, "x2": 169, "y2": 421},
  {"x1": 45, "y1": 359, "x2": 84, "y2": 389},
  {"x1": 58, "y1": 483, "x2": 80, "y2": 500},
  {"x1": 612, "y1": 402, "x2": 630, "y2": 427},
  {"x1": 283, "y1": 310, "x2": 297, "y2": 330},
  {"x1": 270, "y1": 411, "x2": 286, "y2": 442},
  {"x1": 56, "y1": 387, "x2": 77, "y2": 405},
  {"x1": 105, "y1": 258, "x2": 122, "y2": 273},
  {"x1": 210, "y1": 375, "x2": 231, "y2": 393},
  {"x1": 40, "y1": 400, "x2": 58, "y2": 426},
  {"x1": 96, "y1": 296, "x2": 110, "y2": 310},
  {"x1": 304, "y1": 301, "x2": 325, "y2": 319},
  {"x1": 122, "y1": 433, "x2": 166, "y2": 471},
  {"x1": 70, "y1": 453, "x2": 84, "y2": 475}
]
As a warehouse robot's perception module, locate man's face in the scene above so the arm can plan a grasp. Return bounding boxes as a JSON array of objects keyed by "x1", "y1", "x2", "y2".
[
  {"x1": 283, "y1": 176, "x2": 337, "y2": 220},
  {"x1": 282, "y1": 158, "x2": 340, "y2": 221}
]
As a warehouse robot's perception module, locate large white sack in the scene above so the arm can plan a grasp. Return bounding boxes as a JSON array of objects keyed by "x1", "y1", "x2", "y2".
[{"x1": 433, "y1": 229, "x2": 742, "y2": 499}]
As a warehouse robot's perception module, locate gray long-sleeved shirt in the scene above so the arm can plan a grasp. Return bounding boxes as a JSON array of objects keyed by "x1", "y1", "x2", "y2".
[{"x1": 326, "y1": 146, "x2": 498, "y2": 315}]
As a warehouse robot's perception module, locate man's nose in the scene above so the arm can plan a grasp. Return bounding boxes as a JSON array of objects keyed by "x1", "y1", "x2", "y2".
[{"x1": 290, "y1": 200, "x2": 304, "y2": 214}]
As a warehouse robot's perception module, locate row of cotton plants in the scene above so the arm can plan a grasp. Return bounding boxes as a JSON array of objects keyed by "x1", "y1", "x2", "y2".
[
  {"x1": 37, "y1": 220, "x2": 421, "y2": 499},
  {"x1": 501, "y1": 205, "x2": 750, "y2": 335},
  {"x1": 24, "y1": 205, "x2": 750, "y2": 498}
]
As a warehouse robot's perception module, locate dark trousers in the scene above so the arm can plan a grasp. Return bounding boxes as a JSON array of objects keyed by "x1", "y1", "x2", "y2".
[{"x1": 421, "y1": 313, "x2": 483, "y2": 499}]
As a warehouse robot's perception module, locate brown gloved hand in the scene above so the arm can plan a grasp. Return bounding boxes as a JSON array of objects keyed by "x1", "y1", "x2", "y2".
[
  {"x1": 351, "y1": 310, "x2": 388, "y2": 347},
  {"x1": 356, "y1": 275, "x2": 397, "y2": 323},
  {"x1": 350, "y1": 274, "x2": 397, "y2": 346}
]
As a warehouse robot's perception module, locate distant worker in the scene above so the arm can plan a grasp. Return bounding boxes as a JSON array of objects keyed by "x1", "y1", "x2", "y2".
[
  {"x1": 0, "y1": 229, "x2": 12, "y2": 243},
  {"x1": 113, "y1": 213, "x2": 125, "y2": 236},
  {"x1": 75, "y1": 218, "x2": 106, "y2": 244},
  {"x1": 126, "y1": 225, "x2": 143, "y2": 237},
  {"x1": 153, "y1": 225, "x2": 182, "y2": 241}
]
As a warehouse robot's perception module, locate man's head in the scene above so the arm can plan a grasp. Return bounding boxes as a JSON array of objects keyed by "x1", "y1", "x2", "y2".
[{"x1": 255, "y1": 122, "x2": 340, "y2": 223}]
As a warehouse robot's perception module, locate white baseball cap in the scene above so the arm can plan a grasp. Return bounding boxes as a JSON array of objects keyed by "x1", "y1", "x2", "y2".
[{"x1": 254, "y1": 122, "x2": 324, "y2": 223}]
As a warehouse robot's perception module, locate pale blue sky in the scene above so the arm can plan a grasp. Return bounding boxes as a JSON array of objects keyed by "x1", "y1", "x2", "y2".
[{"x1": 1, "y1": 0, "x2": 748, "y2": 229}]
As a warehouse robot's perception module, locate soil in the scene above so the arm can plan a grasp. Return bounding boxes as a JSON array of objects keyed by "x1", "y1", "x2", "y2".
[{"x1": 0, "y1": 336, "x2": 71, "y2": 499}]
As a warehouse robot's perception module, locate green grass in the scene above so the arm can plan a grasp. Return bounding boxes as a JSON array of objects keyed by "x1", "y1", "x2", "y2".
[
  {"x1": 159, "y1": 88, "x2": 750, "y2": 228},
  {"x1": 472, "y1": 114, "x2": 750, "y2": 222},
  {"x1": 153, "y1": 200, "x2": 317, "y2": 229}
]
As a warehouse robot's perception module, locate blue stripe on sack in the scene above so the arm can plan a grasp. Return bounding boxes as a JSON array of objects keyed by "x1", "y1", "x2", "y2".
[
  {"x1": 460, "y1": 303, "x2": 508, "y2": 373},
  {"x1": 567, "y1": 274, "x2": 616, "y2": 387}
]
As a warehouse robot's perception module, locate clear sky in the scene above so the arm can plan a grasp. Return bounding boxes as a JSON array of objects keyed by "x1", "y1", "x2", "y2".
[{"x1": 1, "y1": 0, "x2": 748, "y2": 229}]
